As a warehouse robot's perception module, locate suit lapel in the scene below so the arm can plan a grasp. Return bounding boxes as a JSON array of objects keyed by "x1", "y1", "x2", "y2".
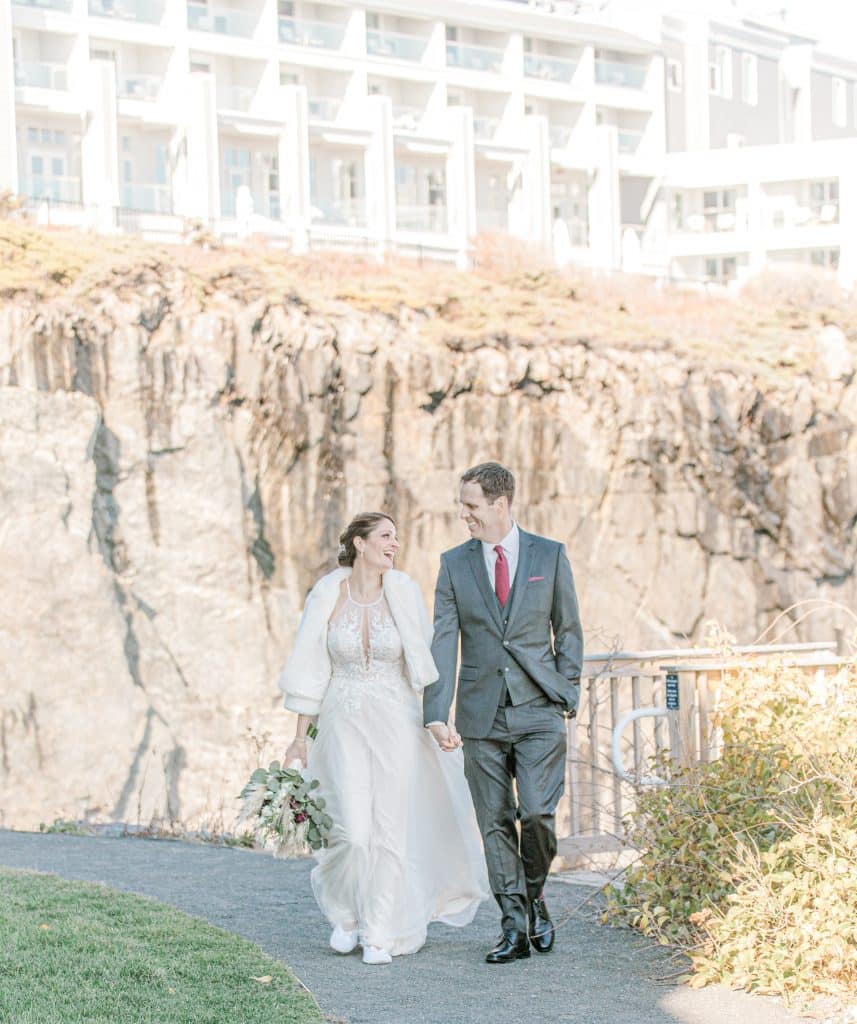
[
  {"x1": 504, "y1": 531, "x2": 535, "y2": 633},
  {"x1": 467, "y1": 541, "x2": 503, "y2": 631}
]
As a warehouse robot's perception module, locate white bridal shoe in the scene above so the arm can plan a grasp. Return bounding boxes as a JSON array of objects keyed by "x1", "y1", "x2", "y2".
[
  {"x1": 329, "y1": 926, "x2": 359, "y2": 954},
  {"x1": 361, "y1": 945, "x2": 393, "y2": 966}
]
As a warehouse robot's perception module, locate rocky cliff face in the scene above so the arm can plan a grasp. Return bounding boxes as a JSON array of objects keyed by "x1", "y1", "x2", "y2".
[{"x1": 1, "y1": 232, "x2": 855, "y2": 830}]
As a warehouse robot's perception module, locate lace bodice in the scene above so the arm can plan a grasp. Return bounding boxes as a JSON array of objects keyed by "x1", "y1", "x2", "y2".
[{"x1": 325, "y1": 591, "x2": 409, "y2": 713}]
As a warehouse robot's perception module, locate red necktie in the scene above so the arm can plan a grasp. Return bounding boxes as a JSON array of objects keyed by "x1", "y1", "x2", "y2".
[{"x1": 494, "y1": 545, "x2": 510, "y2": 608}]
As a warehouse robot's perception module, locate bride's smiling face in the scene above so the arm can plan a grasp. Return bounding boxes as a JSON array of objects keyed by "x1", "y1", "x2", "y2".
[{"x1": 355, "y1": 518, "x2": 399, "y2": 571}]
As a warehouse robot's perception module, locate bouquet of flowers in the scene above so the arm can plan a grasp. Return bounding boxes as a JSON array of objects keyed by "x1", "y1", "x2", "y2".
[{"x1": 237, "y1": 761, "x2": 333, "y2": 857}]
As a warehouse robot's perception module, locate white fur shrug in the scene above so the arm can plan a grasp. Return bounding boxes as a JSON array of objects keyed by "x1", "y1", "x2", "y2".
[{"x1": 277, "y1": 568, "x2": 438, "y2": 716}]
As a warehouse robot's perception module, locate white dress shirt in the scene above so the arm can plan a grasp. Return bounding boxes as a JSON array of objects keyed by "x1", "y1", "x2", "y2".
[{"x1": 482, "y1": 522, "x2": 519, "y2": 594}]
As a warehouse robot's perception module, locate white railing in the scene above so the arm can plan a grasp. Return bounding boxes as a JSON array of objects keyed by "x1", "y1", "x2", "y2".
[
  {"x1": 13, "y1": 0, "x2": 72, "y2": 11},
  {"x1": 473, "y1": 115, "x2": 500, "y2": 140},
  {"x1": 595, "y1": 59, "x2": 647, "y2": 89},
  {"x1": 617, "y1": 128, "x2": 643, "y2": 154},
  {"x1": 307, "y1": 96, "x2": 341, "y2": 122},
  {"x1": 310, "y1": 197, "x2": 367, "y2": 227},
  {"x1": 524, "y1": 52, "x2": 577, "y2": 83},
  {"x1": 187, "y1": 3, "x2": 255, "y2": 38},
  {"x1": 14, "y1": 61, "x2": 68, "y2": 90},
  {"x1": 121, "y1": 183, "x2": 171, "y2": 213},
  {"x1": 118, "y1": 74, "x2": 162, "y2": 101},
  {"x1": 395, "y1": 203, "x2": 448, "y2": 232},
  {"x1": 278, "y1": 16, "x2": 345, "y2": 49},
  {"x1": 367, "y1": 29, "x2": 428, "y2": 62},
  {"x1": 446, "y1": 41, "x2": 504, "y2": 73},
  {"x1": 20, "y1": 174, "x2": 81, "y2": 203},
  {"x1": 88, "y1": 0, "x2": 163, "y2": 23}
]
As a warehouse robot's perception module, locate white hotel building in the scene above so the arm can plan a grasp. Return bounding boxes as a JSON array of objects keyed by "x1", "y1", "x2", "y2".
[{"x1": 0, "y1": 0, "x2": 855, "y2": 285}]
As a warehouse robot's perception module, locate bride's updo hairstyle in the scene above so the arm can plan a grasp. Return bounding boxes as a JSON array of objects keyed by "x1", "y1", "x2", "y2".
[{"x1": 338, "y1": 512, "x2": 396, "y2": 567}]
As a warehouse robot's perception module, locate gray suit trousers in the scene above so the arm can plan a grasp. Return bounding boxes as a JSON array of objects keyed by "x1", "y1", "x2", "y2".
[{"x1": 462, "y1": 695, "x2": 567, "y2": 934}]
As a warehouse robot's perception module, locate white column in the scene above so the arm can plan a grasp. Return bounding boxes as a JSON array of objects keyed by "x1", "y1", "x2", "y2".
[
  {"x1": 587, "y1": 124, "x2": 621, "y2": 269},
  {"x1": 514, "y1": 114, "x2": 551, "y2": 253},
  {"x1": 0, "y1": 0, "x2": 17, "y2": 196},
  {"x1": 81, "y1": 60, "x2": 120, "y2": 231},
  {"x1": 174, "y1": 72, "x2": 220, "y2": 222},
  {"x1": 683, "y1": 17, "x2": 710, "y2": 152},
  {"x1": 444, "y1": 106, "x2": 476, "y2": 265},
  {"x1": 364, "y1": 94, "x2": 395, "y2": 252},
  {"x1": 277, "y1": 84, "x2": 310, "y2": 253}
]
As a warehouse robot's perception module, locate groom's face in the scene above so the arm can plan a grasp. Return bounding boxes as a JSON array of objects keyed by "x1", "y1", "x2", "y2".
[{"x1": 459, "y1": 481, "x2": 507, "y2": 542}]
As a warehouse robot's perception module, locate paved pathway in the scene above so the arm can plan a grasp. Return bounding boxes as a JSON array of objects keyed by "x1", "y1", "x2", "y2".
[{"x1": 0, "y1": 830, "x2": 804, "y2": 1024}]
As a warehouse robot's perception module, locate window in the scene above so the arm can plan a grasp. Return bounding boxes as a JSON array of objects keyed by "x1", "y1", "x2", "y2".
[
  {"x1": 703, "y1": 189, "x2": 736, "y2": 231},
  {"x1": 705, "y1": 256, "x2": 738, "y2": 282},
  {"x1": 810, "y1": 179, "x2": 839, "y2": 223},
  {"x1": 671, "y1": 192, "x2": 683, "y2": 230},
  {"x1": 366, "y1": 12, "x2": 380, "y2": 30},
  {"x1": 667, "y1": 59, "x2": 682, "y2": 92},
  {"x1": 279, "y1": 70, "x2": 299, "y2": 85},
  {"x1": 741, "y1": 53, "x2": 758, "y2": 105},
  {"x1": 445, "y1": 25, "x2": 457, "y2": 41},
  {"x1": 832, "y1": 77, "x2": 846, "y2": 127},
  {"x1": 709, "y1": 45, "x2": 732, "y2": 98},
  {"x1": 277, "y1": 0, "x2": 293, "y2": 14},
  {"x1": 190, "y1": 60, "x2": 211, "y2": 73},
  {"x1": 811, "y1": 248, "x2": 839, "y2": 269}
]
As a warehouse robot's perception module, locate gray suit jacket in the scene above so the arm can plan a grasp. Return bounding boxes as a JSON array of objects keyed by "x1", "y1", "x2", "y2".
[{"x1": 423, "y1": 529, "x2": 583, "y2": 738}]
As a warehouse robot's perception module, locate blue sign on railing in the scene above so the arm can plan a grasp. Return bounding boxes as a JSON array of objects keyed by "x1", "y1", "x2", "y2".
[{"x1": 665, "y1": 672, "x2": 679, "y2": 710}]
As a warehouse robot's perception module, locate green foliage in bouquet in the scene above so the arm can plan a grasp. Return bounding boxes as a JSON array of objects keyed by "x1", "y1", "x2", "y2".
[
  {"x1": 238, "y1": 761, "x2": 333, "y2": 856},
  {"x1": 605, "y1": 657, "x2": 857, "y2": 1004}
]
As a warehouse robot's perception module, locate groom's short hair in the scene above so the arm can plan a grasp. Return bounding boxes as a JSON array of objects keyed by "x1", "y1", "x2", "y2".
[{"x1": 461, "y1": 462, "x2": 515, "y2": 506}]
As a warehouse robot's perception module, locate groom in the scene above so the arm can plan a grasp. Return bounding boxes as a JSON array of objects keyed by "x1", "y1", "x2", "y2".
[{"x1": 425, "y1": 462, "x2": 583, "y2": 964}]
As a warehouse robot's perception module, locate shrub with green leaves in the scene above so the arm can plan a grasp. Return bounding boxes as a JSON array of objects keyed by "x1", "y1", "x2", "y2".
[{"x1": 605, "y1": 658, "x2": 857, "y2": 1003}]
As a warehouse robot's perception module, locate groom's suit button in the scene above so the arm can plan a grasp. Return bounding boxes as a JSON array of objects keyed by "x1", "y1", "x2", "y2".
[{"x1": 503, "y1": 640, "x2": 510, "y2": 647}]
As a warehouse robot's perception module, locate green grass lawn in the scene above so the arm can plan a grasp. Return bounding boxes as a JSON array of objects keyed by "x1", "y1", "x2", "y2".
[{"x1": 0, "y1": 869, "x2": 323, "y2": 1024}]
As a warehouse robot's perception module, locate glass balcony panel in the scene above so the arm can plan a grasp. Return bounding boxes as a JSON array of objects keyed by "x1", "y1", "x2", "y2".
[
  {"x1": 307, "y1": 97, "x2": 341, "y2": 122},
  {"x1": 121, "y1": 183, "x2": 171, "y2": 213},
  {"x1": 218, "y1": 85, "x2": 254, "y2": 110},
  {"x1": 549, "y1": 125, "x2": 572, "y2": 148},
  {"x1": 446, "y1": 42, "x2": 504, "y2": 74},
  {"x1": 473, "y1": 115, "x2": 500, "y2": 140},
  {"x1": 310, "y1": 197, "x2": 367, "y2": 227},
  {"x1": 13, "y1": 0, "x2": 73, "y2": 11},
  {"x1": 14, "y1": 61, "x2": 68, "y2": 90},
  {"x1": 524, "y1": 53, "x2": 577, "y2": 83},
  {"x1": 367, "y1": 29, "x2": 427, "y2": 62},
  {"x1": 118, "y1": 73, "x2": 162, "y2": 100},
  {"x1": 595, "y1": 59, "x2": 646, "y2": 89},
  {"x1": 187, "y1": 3, "x2": 255, "y2": 38},
  {"x1": 278, "y1": 16, "x2": 345, "y2": 49},
  {"x1": 89, "y1": 0, "x2": 163, "y2": 23},
  {"x1": 617, "y1": 129, "x2": 643, "y2": 154},
  {"x1": 395, "y1": 203, "x2": 448, "y2": 232},
  {"x1": 20, "y1": 174, "x2": 81, "y2": 202}
]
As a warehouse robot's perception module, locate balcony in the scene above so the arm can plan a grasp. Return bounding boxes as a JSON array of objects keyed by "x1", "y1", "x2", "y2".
[
  {"x1": 473, "y1": 115, "x2": 500, "y2": 141},
  {"x1": 278, "y1": 16, "x2": 345, "y2": 49},
  {"x1": 13, "y1": 0, "x2": 73, "y2": 11},
  {"x1": 88, "y1": 0, "x2": 163, "y2": 23},
  {"x1": 446, "y1": 42, "x2": 504, "y2": 74},
  {"x1": 311, "y1": 197, "x2": 367, "y2": 228},
  {"x1": 307, "y1": 96, "x2": 341, "y2": 122},
  {"x1": 187, "y1": 3, "x2": 255, "y2": 38},
  {"x1": 121, "y1": 183, "x2": 171, "y2": 213},
  {"x1": 118, "y1": 73, "x2": 162, "y2": 101},
  {"x1": 218, "y1": 85, "x2": 254, "y2": 110},
  {"x1": 367, "y1": 29, "x2": 427, "y2": 62},
  {"x1": 595, "y1": 59, "x2": 646, "y2": 89},
  {"x1": 396, "y1": 203, "x2": 448, "y2": 232},
  {"x1": 617, "y1": 128, "x2": 643, "y2": 154},
  {"x1": 20, "y1": 174, "x2": 81, "y2": 202},
  {"x1": 14, "y1": 60, "x2": 68, "y2": 90},
  {"x1": 392, "y1": 105, "x2": 424, "y2": 131},
  {"x1": 524, "y1": 53, "x2": 577, "y2": 84}
]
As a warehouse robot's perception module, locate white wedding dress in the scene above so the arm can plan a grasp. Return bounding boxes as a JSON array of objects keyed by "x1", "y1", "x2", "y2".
[{"x1": 307, "y1": 588, "x2": 489, "y2": 956}]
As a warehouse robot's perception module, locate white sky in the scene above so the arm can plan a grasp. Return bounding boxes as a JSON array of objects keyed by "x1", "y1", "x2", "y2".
[{"x1": 629, "y1": 0, "x2": 857, "y2": 57}]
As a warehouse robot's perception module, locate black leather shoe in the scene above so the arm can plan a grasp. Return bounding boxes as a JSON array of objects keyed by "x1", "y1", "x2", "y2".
[
  {"x1": 529, "y1": 897, "x2": 555, "y2": 953},
  {"x1": 485, "y1": 929, "x2": 531, "y2": 964}
]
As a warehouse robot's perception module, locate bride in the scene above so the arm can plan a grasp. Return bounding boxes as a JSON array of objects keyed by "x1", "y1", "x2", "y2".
[{"x1": 279, "y1": 512, "x2": 488, "y2": 965}]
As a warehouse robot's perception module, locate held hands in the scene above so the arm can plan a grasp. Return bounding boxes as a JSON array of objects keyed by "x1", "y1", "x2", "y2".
[
  {"x1": 428, "y1": 720, "x2": 462, "y2": 752},
  {"x1": 282, "y1": 736, "x2": 308, "y2": 769}
]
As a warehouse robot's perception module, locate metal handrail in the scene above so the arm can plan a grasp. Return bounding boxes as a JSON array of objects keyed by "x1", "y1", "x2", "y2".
[{"x1": 612, "y1": 707, "x2": 669, "y2": 786}]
